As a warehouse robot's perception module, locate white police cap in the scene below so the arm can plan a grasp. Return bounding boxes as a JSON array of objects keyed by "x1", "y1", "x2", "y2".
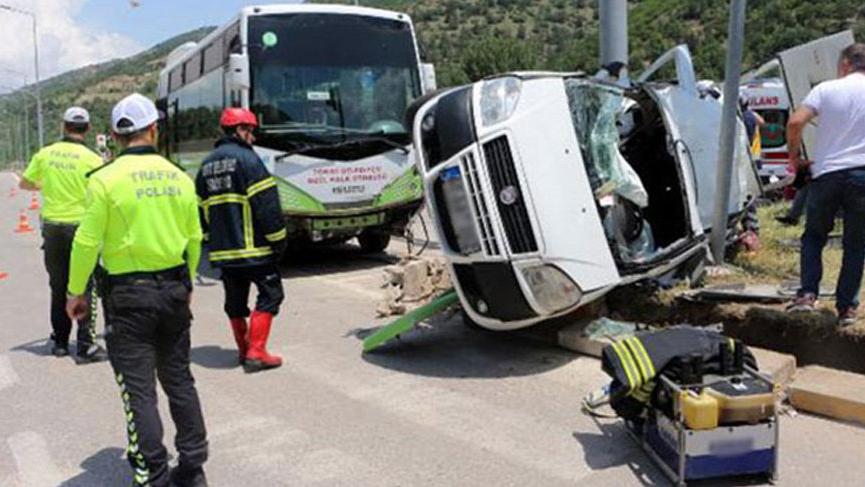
[{"x1": 111, "y1": 93, "x2": 159, "y2": 134}]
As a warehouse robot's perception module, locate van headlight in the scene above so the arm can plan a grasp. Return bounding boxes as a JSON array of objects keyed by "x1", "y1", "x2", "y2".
[
  {"x1": 521, "y1": 264, "x2": 582, "y2": 314},
  {"x1": 480, "y1": 77, "x2": 522, "y2": 127}
]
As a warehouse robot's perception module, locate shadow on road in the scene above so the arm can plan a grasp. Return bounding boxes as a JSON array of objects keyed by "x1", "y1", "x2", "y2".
[
  {"x1": 191, "y1": 345, "x2": 241, "y2": 370},
  {"x1": 280, "y1": 242, "x2": 399, "y2": 278},
  {"x1": 358, "y1": 311, "x2": 578, "y2": 379},
  {"x1": 572, "y1": 420, "x2": 666, "y2": 486},
  {"x1": 574, "y1": 419, "x2": 776, "y2": 487},
  {"x1": 10, "y1": 337, "x2": 53, "y2": 357},
  {"x1": 59, "y1": 447, "x2": 130, "y2": 487}
]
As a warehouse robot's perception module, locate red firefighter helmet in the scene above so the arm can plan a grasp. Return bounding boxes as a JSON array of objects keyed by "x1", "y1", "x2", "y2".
[{"x1": 219, "y1": 107, "x2": 258, "y2": 128}]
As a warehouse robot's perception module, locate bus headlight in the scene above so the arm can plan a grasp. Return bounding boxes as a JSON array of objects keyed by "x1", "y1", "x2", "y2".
[
  {"x1": 521, "y1": 264, "x2": 582, "y2": 314},
  {"x1": 480, "y1": 77, "x2": 522, "y2": 127}
]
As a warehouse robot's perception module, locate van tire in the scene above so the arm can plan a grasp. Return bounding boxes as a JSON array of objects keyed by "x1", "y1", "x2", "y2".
[
  {"x1": 358, "y1": 230, "x2": 391, "y2": 253},
  {"x1": 460, "y1": 309, "x2": 491, "y2": 332}
]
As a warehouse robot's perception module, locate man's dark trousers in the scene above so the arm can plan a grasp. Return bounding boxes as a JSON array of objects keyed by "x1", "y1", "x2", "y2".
[
  {"x1": 103, "y1": 267, "x2": 208, "y2": 487},
  {"x1": 221, "y1": 264, "x2": 285, "y2": 317},
  {"x1": 800, "y1": 167, "x2": 865, "y2": 311},
  {"x1": 42, "y1": 222, "x2": 94, "y2": 349}
]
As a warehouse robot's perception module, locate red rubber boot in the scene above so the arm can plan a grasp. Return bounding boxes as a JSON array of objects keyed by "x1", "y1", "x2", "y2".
[
  {"x1": 244, "y1": 310, "x2": 283, "y2": 373},
  {"x1": 229, "y1": 318, "x2": 248, "y2": 365}
]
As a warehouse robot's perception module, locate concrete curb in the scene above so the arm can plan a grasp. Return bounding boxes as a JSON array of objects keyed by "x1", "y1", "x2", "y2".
[{"x1": 790, "y1": 366, "x2": 865, "y2": 426}]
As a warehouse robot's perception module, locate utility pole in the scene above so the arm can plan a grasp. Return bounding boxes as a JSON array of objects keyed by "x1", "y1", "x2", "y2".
[
  {"x1": 599, "y1": 0, "x2": 629, "y2": 78},
  {"x1": 710, "y1": 0, "x2": 747, "y2": 264}
]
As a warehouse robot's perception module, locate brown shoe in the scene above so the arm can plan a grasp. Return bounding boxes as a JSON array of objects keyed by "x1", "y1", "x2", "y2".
[
  {"x1": 787, "y1": 293, "x2": 817, "y2": 312},
  {"x1": 838, "y1": 307, "x2": 858, "y2": 328}
]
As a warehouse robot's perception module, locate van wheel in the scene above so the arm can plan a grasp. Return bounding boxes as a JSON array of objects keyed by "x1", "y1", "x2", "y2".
[
  {"x1": 358, "y1": 230, "x2": 391, "y2": 253},
  {"x1": 460, "y1": 309, "x2": 491, "y2": 332}
]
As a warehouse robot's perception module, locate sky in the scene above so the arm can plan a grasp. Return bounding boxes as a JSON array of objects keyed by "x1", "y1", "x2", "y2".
[{"x1": 0, "y1": 0, "x2": 302, "y2": 92}]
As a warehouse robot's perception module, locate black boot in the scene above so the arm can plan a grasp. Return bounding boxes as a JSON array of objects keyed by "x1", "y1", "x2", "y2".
[
  {"x1": 50, "y1": 334, "x2": 69, "y2": 357},
  {"x1": 76, "y1": 343, "x2": 108, "y2": 364}
]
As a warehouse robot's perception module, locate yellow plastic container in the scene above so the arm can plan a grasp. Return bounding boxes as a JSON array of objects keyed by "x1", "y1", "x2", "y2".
[
  {"x1": 705, "y1": 387, "x2": 775, "y2": 424},
  {"x1": 681, "y1": 391, "x2": 719, "y2": 430}
]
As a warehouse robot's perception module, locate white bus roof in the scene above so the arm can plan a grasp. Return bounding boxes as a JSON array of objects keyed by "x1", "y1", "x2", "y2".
[
  {"x1": 241, "y1": 4, "x2": 410, "y2": 22},
  {"x1": 160, "y1": 4, "x2": 412, "y2": 75}
]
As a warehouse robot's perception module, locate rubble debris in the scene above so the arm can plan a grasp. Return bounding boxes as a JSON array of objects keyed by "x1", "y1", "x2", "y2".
[{"x1": 377, "y1": 256, "x2": 452, "y2": 318}]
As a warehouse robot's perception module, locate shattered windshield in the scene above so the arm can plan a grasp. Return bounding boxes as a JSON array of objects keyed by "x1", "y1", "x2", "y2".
[
  {"x1": 565, "y1": 80, "x2": 624, "y2": 193},
  {"x1": 564, "y1": 80, "x2": 648, "y2": 208}
]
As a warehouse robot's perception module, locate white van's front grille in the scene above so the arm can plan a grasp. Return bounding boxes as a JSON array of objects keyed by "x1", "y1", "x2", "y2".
[{"x1": 461, "y1": 152, "x2": 501, "y2": 256}]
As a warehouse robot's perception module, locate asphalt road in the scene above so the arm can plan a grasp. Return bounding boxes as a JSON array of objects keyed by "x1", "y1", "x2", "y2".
[{"x1": 1, "y1": 171, "x2": 864, "y2": 487}]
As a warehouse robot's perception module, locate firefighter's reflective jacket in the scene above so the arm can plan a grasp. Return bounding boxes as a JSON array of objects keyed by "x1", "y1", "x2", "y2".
[
  {"x1": 600, "y1": 326, "x2": 757, "y2": 419},
  {"x1": 195, "y1": 136, "x2": 286, "y2": 267}
]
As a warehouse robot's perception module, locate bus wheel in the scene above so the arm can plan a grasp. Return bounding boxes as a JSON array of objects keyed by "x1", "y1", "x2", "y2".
[{"x1": 358, "y1": 230, "x2": 391, "y2": 253}]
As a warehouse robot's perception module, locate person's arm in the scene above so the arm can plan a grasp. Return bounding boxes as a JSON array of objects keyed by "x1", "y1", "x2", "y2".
[
  {"x1": 185, "y1": 189, "x2": 203, "y2": 282},
  {"x1": 194, "y1": 171, "x2": 210, "y2": 245},
  {"x1": 19, "y1": 150, "x2": 42, "y2": 191},
  {"x1": 787, "y1": 105, "x2": 817, "y2": 170},
  {"x1": 245, "y1": 160, "x2": 287, "y2": 254},
  {"x1": 753, "y1": 111, "x2": 766, "y2": 127},
  {"x1": 66, "y1": 179, "x2": 108, "y2": 320}
]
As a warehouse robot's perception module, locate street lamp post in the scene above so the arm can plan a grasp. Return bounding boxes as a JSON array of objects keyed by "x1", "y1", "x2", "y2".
[{"x1": 0, "y1": 3, "x2": 43, "y2": 147}]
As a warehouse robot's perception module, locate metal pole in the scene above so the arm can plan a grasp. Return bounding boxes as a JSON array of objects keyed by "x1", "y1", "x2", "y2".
[
  {"x1": 23, "y1": 102, "x2": 29, "y2": 162},
  {"x1": 710, "y1": 0, "x2": 747, "y2": 264},
  {"x1": 599, "y1": 0, "x2": 629, "y2": 71},
  {"x1": 31, "y1": 13, "x2": 43, "y2": 147}
]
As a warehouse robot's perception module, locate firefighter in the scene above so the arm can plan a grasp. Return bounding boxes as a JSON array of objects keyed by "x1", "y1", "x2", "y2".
[
  {"x1": 196, "y1": 107, "x2": 286, "y2": 374},
  {"x1": 19, "y1": 106, "x2": 107, "y2": 362},
  {"x1": 66, "y1": 93, "x2": 208, "y2": 487}
]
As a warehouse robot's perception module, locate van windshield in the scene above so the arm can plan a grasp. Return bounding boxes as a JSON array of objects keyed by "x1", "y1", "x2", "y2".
[{"x1": 248, "y1": 13, "x2": 422, "y2": 142}]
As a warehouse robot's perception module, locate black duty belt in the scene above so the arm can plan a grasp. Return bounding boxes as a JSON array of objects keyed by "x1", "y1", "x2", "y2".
[{"x1": 106, "y1": 265, "x2": 189, "y2": 287}]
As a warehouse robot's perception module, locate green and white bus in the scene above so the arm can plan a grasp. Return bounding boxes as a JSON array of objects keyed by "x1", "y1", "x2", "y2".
[{"x1": 157, "y1": 4, "x2": 436, "y2": 252}]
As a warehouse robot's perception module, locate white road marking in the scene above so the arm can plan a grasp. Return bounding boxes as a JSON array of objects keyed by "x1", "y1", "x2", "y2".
[
  {"x1": 7, "y1": 432, "x2": 63, "y2": 487},
  {"x1": 0, "y1": 354, "x2": 19, "y2": 391}
]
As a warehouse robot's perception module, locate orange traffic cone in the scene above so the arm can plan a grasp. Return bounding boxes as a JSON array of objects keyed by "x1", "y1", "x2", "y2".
[
  {"x1": 28, "y1": 193, "x2": 40, "y2": 210},
  {"x1": 13, "y1": 210, "x2": 34, "y2": 234}
]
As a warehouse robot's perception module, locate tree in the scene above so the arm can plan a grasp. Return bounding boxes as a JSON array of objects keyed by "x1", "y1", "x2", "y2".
[{"x1": 460, "y1": 35, "x2": 539, "y2": 82}]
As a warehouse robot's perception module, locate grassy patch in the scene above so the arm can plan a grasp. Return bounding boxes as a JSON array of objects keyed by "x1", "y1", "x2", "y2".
[{"x1": 733, "y1": 203, "x2": 842, "y2": 283}]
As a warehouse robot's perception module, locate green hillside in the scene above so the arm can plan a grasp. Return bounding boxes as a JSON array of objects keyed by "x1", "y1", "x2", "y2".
[
  {"x1": 3, "y1": 0, "x2": 865, "y2": 167},
  {"x1": 0, "y1": 27, "x2": 214, "y2": 167},
  {"x1": 329, "y1": 0, "x2": 865, "y2": 84}
]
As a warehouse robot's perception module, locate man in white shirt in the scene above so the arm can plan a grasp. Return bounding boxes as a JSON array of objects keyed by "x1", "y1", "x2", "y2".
[{"x1": 787, "y1": 43, "x2": 865, "y2": 327}]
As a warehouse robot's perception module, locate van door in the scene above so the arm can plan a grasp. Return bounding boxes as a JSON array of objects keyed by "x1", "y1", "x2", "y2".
[
  {"x1": 776, "y1": 30, "x2": 855, "y2": 160},
  {"x1": 639, "y1": 45, "x2": 760, "y2": 233},
  {"x1": 646, "y1": 84, "x2": 760, "y2": 233}
]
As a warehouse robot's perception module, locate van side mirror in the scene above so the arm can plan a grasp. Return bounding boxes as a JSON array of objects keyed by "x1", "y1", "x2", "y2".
[
  {"x1": 228, "y1": 53, "x2": 251, "y2": 91},
  {"x1": 421, "y1": 63, "x2": 437, "y2": 94}
]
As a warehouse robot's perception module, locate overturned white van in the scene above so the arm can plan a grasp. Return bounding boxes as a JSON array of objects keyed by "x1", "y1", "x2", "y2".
[{"x1": 410, "y1": 46, "x2": 761, "y2": 331}]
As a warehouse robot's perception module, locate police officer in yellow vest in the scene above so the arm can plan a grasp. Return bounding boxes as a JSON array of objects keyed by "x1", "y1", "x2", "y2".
[
  {"x1": 19, "y1": 107, "x2": 107, "y2": 361},
  {"x1": 66, "y1": 94, "x2": 208, "y2": 487}
]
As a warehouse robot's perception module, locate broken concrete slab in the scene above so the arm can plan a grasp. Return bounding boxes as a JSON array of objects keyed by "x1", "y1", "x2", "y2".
[
  {"x1": 750, "y1": 347, "x2": 797, "y2": 387},
  {"x1": 790, "y1": 366, "x2": 865, "y2": 426},
  {"x1": 557, "y1": 317, "x2": 637, "y2": 358},
  {"x1": 402, "y1": 259, "x2": 431, "y2": 302}
]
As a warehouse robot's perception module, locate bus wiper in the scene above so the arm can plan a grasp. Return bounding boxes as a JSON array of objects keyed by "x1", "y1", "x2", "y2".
[
  {"x1": 348, "y1": 135, "x2": 410, "y2": 154},
  {"x1": 275, "y1": 135, "x2": 408, "y2": 162}
]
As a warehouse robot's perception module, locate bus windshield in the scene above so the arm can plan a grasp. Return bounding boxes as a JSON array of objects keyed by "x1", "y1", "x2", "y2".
[{"x1": 248, "y1": 14, "x2": 422, "y2": 142}]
